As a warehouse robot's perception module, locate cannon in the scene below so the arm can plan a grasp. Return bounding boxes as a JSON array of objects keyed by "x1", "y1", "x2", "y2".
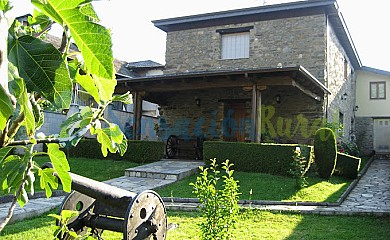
[{"x1": 44, "y1": 164, "x2": 167, "y2": 240}]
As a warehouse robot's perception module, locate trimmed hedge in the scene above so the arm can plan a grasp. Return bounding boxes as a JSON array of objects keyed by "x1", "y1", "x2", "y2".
[
  {"x1": 335, "y1": 152, "x2": 361, "y2": 179},
  {"x1": 203, "y1": 141, "x2": 313, "y2": 176},
  {"x1": 66, "y1": 139, "x2": 164, "y2": 163},
  {"x1": 314, "y1": 128, "x2": 337, "y2": 179}
]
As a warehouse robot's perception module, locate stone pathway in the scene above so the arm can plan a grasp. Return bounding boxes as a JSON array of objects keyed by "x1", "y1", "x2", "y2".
[
  {"x1": 329, "y1": 159, "x2": 390, "y2": 214},
  {"x1": 1, "y1": 158, "x2": 389, "y2": 225},
  {"x1": 0, "y1": 196, "x2": 65, "y2": 224}
]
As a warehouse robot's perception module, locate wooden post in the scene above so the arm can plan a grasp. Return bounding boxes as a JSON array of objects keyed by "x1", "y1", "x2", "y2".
[
  {"x1": 251, "y1": 85, "x2": 257, "y2": 142},
  {"x1": 256, "y1": 89, "x2": 262, "y2": 143},
  {"x1": 251, "y1": 85, "x2": 263, "y2": 143},
  {"x1": 132, "y1": 92, "x2": 144, "y2": 140}
]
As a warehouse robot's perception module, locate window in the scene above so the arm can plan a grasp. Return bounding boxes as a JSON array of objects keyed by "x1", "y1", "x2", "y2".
[
  {"x1": 370, "y1": 82, "x2": 386, "y2": 99},
  {"x1": 217, "y1": 26, "x2": 252, "y2": 60},
  {"x1": 339, "y1": 111, "x2": 344, "y2": 136},
  {"x1": 220, "y1": 32, "x2": 250, "y2": 59},
  {"x1": 339, "y1": 111, "x2": 344, "y2": 126},
  {"x1": 343, "y1": 58, "x2": 348, "y2": 80}
]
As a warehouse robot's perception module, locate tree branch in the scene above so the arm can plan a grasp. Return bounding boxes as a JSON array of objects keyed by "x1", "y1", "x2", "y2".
[
  {"x1": 34, "y1": 21, "x2": 54, "y2": 38},
  {"x1": 59, "y1": 26, "x2": 71, "y2": 55},
  {"x1": 0, "y1": 145, "x2": 34, "y2": 232},
  {"x1": 0, "y1": 118, "x2": 10, "y2": 148},
  {"x1": 6, "y1": 138, "x2": 60, "y2": 146},
  {"x1": 58, "y1": 31, "x2": 67, "y2": 54},
  {"x1": 6, "y1": 112, "x2": 24, "y2": 141}
]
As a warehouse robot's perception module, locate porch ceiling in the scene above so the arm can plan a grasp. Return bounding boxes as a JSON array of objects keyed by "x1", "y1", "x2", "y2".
[{"x1": 116, "y1": 66, "x2": 330, "y2": 100}]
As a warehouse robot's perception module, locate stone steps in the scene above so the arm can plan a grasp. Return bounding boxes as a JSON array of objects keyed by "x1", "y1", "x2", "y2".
[{"x1": 124, "y1": 159, "x2": 204, "y2": 181}]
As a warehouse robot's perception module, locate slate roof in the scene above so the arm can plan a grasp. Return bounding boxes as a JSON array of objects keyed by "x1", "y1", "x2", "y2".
[
  {"x1": 126, "y1": 60, "x2": 164, "y2": 70},
  {"x1": 113, "y1": 59, "x2": 137, "y2": 78}
]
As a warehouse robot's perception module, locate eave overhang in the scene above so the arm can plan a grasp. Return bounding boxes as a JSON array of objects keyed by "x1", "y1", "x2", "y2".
[
  {"x1": 153, "y1": 0, "x2": 336, "y2": 32},
  {"x1": 116, "y1": 66, "x2": 331, "y2": 101}
]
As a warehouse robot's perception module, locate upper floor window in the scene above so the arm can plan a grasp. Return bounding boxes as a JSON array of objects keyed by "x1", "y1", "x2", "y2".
[
  {"x1": 370, "y1": 81, "x2": 386, "y2": 99},
  {"x1": 221, "y1": 32, "x2": 249, "y2": 59},
  {"x1": 343, "y1": 58, "x2": 348, "y2": 80},
  {"x1": 217, "y1": 26, "x2": 253, "y2": 60}
]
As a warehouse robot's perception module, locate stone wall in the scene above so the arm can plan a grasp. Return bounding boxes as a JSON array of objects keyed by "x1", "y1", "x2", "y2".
[
  {"x1": 33, "y1": 111, "x2": 67, "y2": 152},
  {"x1": 325, "y1": 20, "x2": 356, "y2": 141},
  {"x1": 39, "y1": 111, "x2": 67, "y2": 136},
  {"x1": 165, "y1": 14, "x2": 327, "y2": 82},
  {"x1": 34, "y1": 106, "x2": 158, "y2": 153},
  {"x1": 161, "y1": 12, "x2": 356, "y2": 144},
  {"x1": 261, "y1": 86, "x2": 323, "y2": 144},
  {"x1": 157, "y1": 88, "x2": 251, "y2": 141},
  {"x1": 157, "y1": 86, "x2": 323, "y2": 144},
  {"x1": 104, "y1": 105, "x2": 158, "y2": 141},
  {"x1": 355, "y1": 117, "x2": 374, "y2": 156}
]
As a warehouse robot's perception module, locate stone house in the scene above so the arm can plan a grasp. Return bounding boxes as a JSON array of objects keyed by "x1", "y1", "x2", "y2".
[
  {"x1": 355, "y1": 67, "x2": 390, "y2": 155},
  {"x1": 116, "y1": 0, "x2": 360, "y2": 145}
]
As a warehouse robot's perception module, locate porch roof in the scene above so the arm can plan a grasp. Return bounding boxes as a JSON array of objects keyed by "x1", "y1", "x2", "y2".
[{"x1": 116, "y1": 66, "x2": 331, "y2": 101}]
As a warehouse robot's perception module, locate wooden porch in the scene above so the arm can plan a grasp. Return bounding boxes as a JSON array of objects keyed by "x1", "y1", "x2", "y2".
[{"x1": 115, "y1": 66, "x2": 330, "y2": 143}]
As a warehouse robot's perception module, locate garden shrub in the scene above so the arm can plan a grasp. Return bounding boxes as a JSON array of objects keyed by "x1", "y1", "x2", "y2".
[
  {"x1": 190, "y1": 158, "x2": 240, "y2": 240},
  {"x1": 203, "y1": 141, "x2": 313, "y2": 176},
  {"x1": 289, "y1": 147, "x2": 309, "y2": 189},
  {"x1": 335, "y1": 152, "x2": 361, "y2": 179},
  {"x1": 337, "y1": 140, "x2": 360, "y2": 157},
  {"x1": 67, "y1": 139, "x2": 164, "y2": 163},
  {"x1": 314, "y1": 128, "x2": 337, "y2": 179}
]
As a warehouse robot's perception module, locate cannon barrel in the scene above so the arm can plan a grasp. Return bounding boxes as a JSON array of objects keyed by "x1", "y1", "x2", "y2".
[
  {"x1": 43, "y1": 163, "x2": 167, "y2": 239},
  {"x1": 67, "y1": 172, "x2": 136, "y2": 210}
]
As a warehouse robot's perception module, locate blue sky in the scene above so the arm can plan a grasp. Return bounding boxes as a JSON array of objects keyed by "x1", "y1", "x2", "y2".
[{"x1": 11, "y1": 0, "x2": 390, "y2": 71}]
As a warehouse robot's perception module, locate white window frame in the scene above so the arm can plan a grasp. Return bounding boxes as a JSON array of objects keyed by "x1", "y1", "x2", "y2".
[{"x1": 220, "y1": 32, "x2": 250, "y2": 60}]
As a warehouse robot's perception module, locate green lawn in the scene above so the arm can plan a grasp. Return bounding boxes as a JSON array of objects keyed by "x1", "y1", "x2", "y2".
[
  {"x1": 2, "y1": 156, "x2": 364, "y2": 202},
  {"x1": 155, "y1": 156, "x2": 372, "y2": 202},
  {"x1": 0, "y1": 157, "x2": 140, "y2": 196},
  {"x1": 155, "y1": 171, "x2": 351, "y2": 202},
  {"x1": 34, "y1": 157, "x2": 140, "y2": 181},
  {"x1": 1, "y1": 209, "x2": 389, "y2": 240}
]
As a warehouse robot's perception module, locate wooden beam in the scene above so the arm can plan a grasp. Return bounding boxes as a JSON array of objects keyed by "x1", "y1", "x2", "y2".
[
  {"x1": 256, "y1": 76, "x2": 293, "y2": 85},
  {"x1": 120, "y1": 76, "x2": 294, "y2": 93},
  {"x1": 251, "y1": 85, "x2": 262, "y2": 143},
  {"x1": 128, "y1": 78, "x2": 254, "y2": 92},
  {"x1": 251, "y1": 85, "x2": 257, "y2": 142},
  {"x1": 256, "y1": 85, "x2": 267, "y2": 91},
  {"x1": 114, "y1": 86, "x2": 129, "y2": 94},
  {"x1": 292, "y1": 80, "x2": 322, "y2": 101},
  {"x1": 256, "y1": 90, "x2": 262, "y2": 143}
]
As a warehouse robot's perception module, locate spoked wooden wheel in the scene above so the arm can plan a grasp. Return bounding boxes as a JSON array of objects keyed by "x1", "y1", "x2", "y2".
[
  {"x1": 165, "y1": 135, "x2": 178, "y2": 159},
  {"x1": 57, "y1": 191, "x2": 102, "y2": 239},
  {"x1": 195, "y1": 135, "x2": 204, "y2": 160}
]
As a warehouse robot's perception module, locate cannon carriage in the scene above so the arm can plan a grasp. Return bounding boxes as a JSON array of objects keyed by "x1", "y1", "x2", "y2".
[{"x1": 44, "y1": 163, "x2": 167, "y2": 240}]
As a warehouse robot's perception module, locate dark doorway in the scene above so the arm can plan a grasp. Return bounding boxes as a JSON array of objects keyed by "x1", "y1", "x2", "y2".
[{"x1": 223, "y1": 102, "x2": 247, "y2": 142}]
